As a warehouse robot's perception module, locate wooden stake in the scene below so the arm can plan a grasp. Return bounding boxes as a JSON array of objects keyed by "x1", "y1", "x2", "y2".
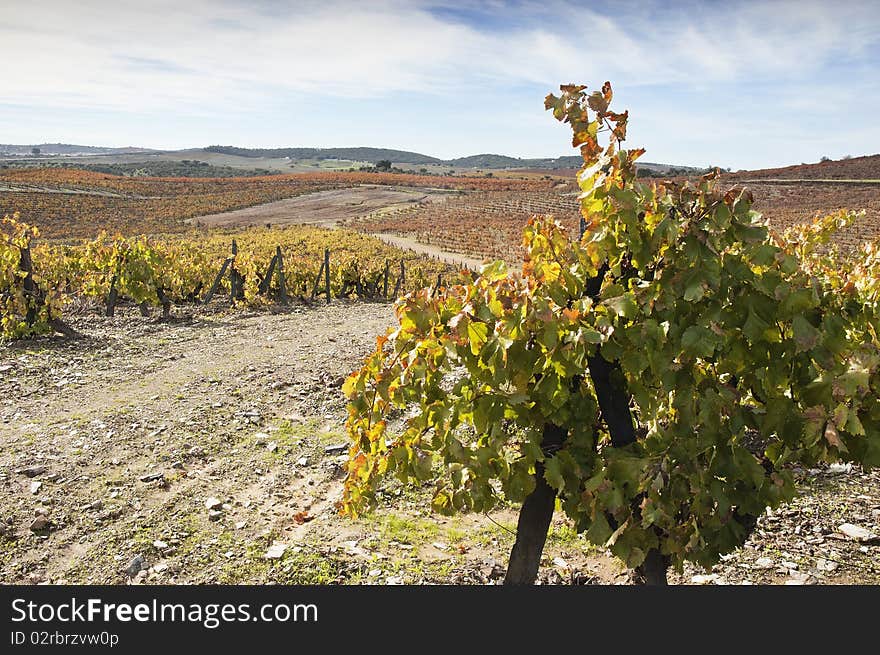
[
  {"x1": 324, "y1": 248, "x2": 331, "y2": 304},
  {"x1": 276, "y1": 246, "x2": 287, "y2": 304},
  {"x1": 258, "y1": 254, "x2": 278, "y2": 296},
  {"x1": 204, "y1": 258, "x2": 231, "y2": 305},
  {"x1": 311, "y1": 260, "x2": 326, "y2": 299}
]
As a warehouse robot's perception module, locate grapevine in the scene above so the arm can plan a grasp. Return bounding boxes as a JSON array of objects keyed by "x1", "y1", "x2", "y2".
[{"x1": 341, "y1": 81, "x2": 880, "y2": 584}]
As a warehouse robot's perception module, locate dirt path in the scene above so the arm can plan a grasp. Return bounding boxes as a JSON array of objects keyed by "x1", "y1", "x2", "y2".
[
  {"x1": 2, "y1": 302, "x2": 878, "y2": 585},
  {"x1": 372, "y1": 233, "x2": 487, "y2": 271}
]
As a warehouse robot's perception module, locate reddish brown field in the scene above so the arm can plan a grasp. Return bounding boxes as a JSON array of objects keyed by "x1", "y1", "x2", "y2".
[
  {"x1": 0, "y1": 169, "x2": 555, "y2": 239},
  {"x1": 348, "y1": 179, "x2": 880, "y2": 265},
  {"x1": 725, "y1": 153, "x2": 880, "y2": 180}
]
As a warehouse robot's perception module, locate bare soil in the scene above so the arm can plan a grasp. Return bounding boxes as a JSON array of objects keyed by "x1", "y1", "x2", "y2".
[
  {"x1": 186, "y1": 186, "x2": 456, "y2": 229},
  {"x1": 2, "y1": 301, "x2": 878, "y2": 585}
]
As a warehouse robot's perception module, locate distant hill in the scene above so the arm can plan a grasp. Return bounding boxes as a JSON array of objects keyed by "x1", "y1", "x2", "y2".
[
  {"x1": 0, "y1": 143, "x2": 155, "y2": 156},
  {"x1": 725, "y1": 153, "x2": 880, "y2": 181},
  {"x1": 204, "y1": 146, "x2": 442, "y2": 165},
  {"x1": 1, "y1": 141, "x2": 706, "y2": 175}
]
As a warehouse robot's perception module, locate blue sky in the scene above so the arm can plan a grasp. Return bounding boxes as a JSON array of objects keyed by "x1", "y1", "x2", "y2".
[{"x1": 1, "y1": 0, "x2": 878, "y2": 169}]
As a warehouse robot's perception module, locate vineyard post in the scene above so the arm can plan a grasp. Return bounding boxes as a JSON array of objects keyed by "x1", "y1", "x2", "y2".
[
  {"x1": 18, "y1": 245, "x2": 39, "y2": 326},
  {"x1": 383, "y1": 259, "x2": 389, "y2": 299},
  {"x1": 105, "y1": 276, "x2": 118, "y2": 317},
  {"x1": 311, "y1": 260, "x2": 326, "y2": 299},
  {"x1": 354, "y1": 261, "x2": 363, "y2": 297},
  {"x1": 258, "y1": 253, "x2": 278, "y2": 296},
  {"x1": 105, "y1": 253, "x2": 122, "y2": 317},
  {"x1": 324, "y1": 248, "x2": 330, "y2": 304},
  {"x1": 276, "y1": 246, "x2": 287, "y2": 304},
  {"x1": 204, "y1": 258, "x2": 231, "y2": 305},
  {"x1": 155, "y1": 286, "x2": 172, "y2": 319},
  {"x1": 391, "y1": 260, "x2": 405, "y2": 298},
  {"x1": 229, "y1": 239, "x2": 239, "y2": 304}
]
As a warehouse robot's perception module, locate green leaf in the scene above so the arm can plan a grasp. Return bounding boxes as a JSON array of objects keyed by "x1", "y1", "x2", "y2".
[
  {"x1": 792, "y1": 315, "x2": 820, "y2": 352},
  {"x1": 544, "y1": 457, "x2": 565, "y2": 492},
  {"x1": 604, "y1": 293, "x2": 638, "y2": 319},
  {"x1": 585, "y1": 512, "x2": 613, "y2": 546},
  {"x1": 479, "y1": 260, "x2": 508, "y2": 282},
  {"x1": 681, "y1": 325, "x2": 716, "y2": 359},
  {"x1": 742, "y1": 308, "x2": 769, "y2": 344},
  {"x1": 466, "y1": 321, "x2": 489, "y2": 356}
]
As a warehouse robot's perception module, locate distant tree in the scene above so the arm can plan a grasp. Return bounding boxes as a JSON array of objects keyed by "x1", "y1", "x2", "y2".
[
  {"x1": 820, "y1": 155, "x2": 831, "y2": 162},
  {"x1": 375, "y1": 160, "x2": 392, "y2": 172},
  {"x1": 31, "y1": 147, "x2": 41, "y2": 156}
]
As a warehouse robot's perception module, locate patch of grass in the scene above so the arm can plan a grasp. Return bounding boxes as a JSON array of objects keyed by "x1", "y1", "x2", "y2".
[
  {"x1": 374, "y1": 513, "x2": 442, "y2": 545},
  {"x1": 546, "y1": 521, "x2": 582, "y2": 547}
]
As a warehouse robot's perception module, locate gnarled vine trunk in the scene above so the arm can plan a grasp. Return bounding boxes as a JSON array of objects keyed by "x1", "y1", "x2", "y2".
[{"x1": 504, "y1": 423, "x2": 567, "y2": 585}]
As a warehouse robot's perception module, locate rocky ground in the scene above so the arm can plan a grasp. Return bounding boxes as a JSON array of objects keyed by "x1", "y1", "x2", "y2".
[{"x1": 1, "y1": 300, "x2": 878, "y2": 585}]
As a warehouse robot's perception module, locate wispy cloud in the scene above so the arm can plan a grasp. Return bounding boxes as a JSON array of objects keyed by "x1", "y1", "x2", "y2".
[{"x1": 1, "y1": 0, "x2": 878, "y2": 167}]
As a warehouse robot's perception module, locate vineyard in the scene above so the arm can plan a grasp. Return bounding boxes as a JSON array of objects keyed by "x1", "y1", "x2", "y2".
[
  {"x1": 349, "y1": 179, "x2": 880, "y2": 265},
  {"x1": 0, "y1": 168, "x2": 558, "y2": 240},
  {"x1": 0, "y1": 214, "x2": 467, "y2": 339},
  {"x1": 349, "y1": 191, "x2": 583, "y2": 265}
]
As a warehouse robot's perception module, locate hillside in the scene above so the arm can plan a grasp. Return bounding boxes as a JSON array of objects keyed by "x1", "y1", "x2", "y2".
[
  {"x1": 204, "y1": 145, "x2": 442, "y2": 165},
  {"x1": 0, "y1": 143, "x2": 154, "y2": 156},
  {"x1": 726, "y1": 154, "x2": 880, "y2": 180}
]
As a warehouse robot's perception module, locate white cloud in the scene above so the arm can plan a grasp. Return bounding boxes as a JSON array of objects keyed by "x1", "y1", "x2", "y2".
[
  {"x1": 0, "y1": 0, "x2": 877, "y2": 166},
  {"x1": 3, "y1": 0, "x2": 877, "y2": 113}
]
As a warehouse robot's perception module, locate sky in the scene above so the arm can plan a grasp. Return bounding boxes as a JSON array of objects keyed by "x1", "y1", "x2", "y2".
[{"x1": 1, "y1": 0, "x2": 878, "y2": 170}]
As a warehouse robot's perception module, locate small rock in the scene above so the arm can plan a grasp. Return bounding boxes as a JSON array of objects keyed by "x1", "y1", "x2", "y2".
[
  {"x1": 30, "y1": 481, "x2": 42, "y2": 494},
  {"x1": 83, "y1": 500, "x2": 103, "y2": 511},
  {"x1": 264, "y1": 542, "x2": 287, "y2": 559},
  {"x1": 781, "y1": 560, "x2": 799, "y2": 570},
  {"x1": 816, "y1": 558, "x2": 839, "y2": 572},
  {"x1": 188, "y1": 446, "x2": 205, "y2": 457},
  {"x1": 827, "y1": 462, "x2": 852, "y2": 475},
  {"x1": 753, "y1": 557, "x2": 774, "y2": 570},
  {"x1": 368, "y1": 569, "x2": 382, "y2": 577},
  {"x1": 18, "y1": 466, "x2": 47, "y2": 477},
  {"x1": 266, "y1": 441, "x2": 278, "y2": 453},
  {"x1": 785, "y1": 572, "x2": 817, "y2": 585},
  {"x1": 152, "y1": 563, "x2": 168, "y2": 573},
  {"x1": 324, "y1": 443, "x2": 348, "y2": 455},
  {"x1": 235, "y1": 521, "x2": 247, "y2": 530},
  {"x1": 691, "y1": 574, "x2": 719, "y2": 585},
  {"x1": 431, "y1": 542, "x2": 448, "y2": 551},
  {"x1": 139, "y1": 472, "x2": 164, "y2": 483},
  {"x1": 204, "y1": 497, "x2": 223, "y2": 510},
  {"x1": 125, "y1": 555, "x2": 146, "y2": 577},
  {"x1": 153, "y1": 540, "x2": 168, "y2": 550},
  {"x1": 837, "y1": 523, "x2": 880, "y2": 543},
  {"x1": 207, "y1": 510, "x2": 223, "y2": 521},
  {"x1": 552, "y1": 557, "x2": 570, "y2": 570},
  {"x1": 29, "y1": 516, "x2": 50, "y2": 532},
  {"x1": 296, "y1": 457, "x2": 309, "y2": 467}
]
